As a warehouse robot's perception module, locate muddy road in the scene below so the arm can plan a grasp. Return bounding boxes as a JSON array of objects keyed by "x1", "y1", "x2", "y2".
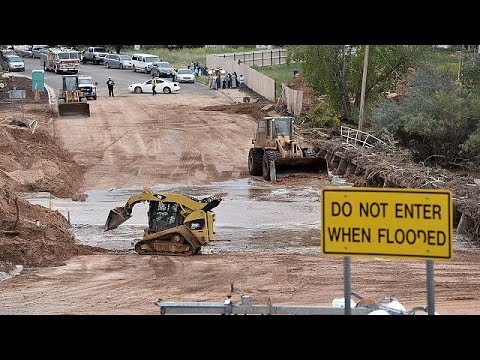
[
  {"x1": 53, "y1": 92, "x2": 253, "y2": 190},
  {"x1": 2, "y1": 247, "x2": 480, "y2": 315},
  {"x1": 1, "y1": 88, "x2": 480, "y2": 315}
]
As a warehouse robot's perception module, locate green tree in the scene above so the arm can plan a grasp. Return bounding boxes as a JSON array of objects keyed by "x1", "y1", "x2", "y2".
[
  {"x1": 372, "y1": 66, "x2": 480, "y2": 167},
  {"x1": 287, "y1": 45, "x2": 425, "y2": 124}
]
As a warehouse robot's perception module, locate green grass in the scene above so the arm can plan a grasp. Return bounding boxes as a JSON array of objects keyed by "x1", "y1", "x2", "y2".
[
  {"x1": 424, "y1": 48, "x2": 464, "y2": 78},
  {"x1": 252, "y1": 62, "x2": 300, "y2": 99},
  {"x1": 123, "y1": 46, "x2": 257, "y2": 69}
]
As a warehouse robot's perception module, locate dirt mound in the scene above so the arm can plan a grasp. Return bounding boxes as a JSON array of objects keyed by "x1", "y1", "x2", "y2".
[
  {"x1": 0, "y1": 179, "x2": 102, "y2": 267},
  {"x1": 0, "y1": 96, "x2": 99, "y2": 267},
  {"x1": 0, "y1": 105, "x2": 86, "y2": 198},
  {"x1": 201, "y1": 101, "x2": 271, "y2": 121},
  {"x1": 0, "y1": 75, "x2": 49, "y2": 103}
]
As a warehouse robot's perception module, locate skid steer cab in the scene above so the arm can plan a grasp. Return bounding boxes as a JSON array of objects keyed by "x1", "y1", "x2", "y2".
[
  {"x1": 57, "y1": 75, "x2": 90, "y2": 117},
  {"x1": 248, "y1": 116, "x2": 328, "y2": 181}
]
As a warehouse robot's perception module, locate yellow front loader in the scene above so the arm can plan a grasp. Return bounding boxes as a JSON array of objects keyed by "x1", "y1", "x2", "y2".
[
  {"x1": 248, "y1": 116, "x2": 328, "y2": 181},
  {"x1": 57, "y1": 75, "x2": 90, "y2": 117}
]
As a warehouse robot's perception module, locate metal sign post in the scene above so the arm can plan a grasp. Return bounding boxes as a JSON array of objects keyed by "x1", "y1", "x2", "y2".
[
  {"x1": 426, "y1": 260, "x2": 435, "y2": 315},
  {"x1": 8, "y1": 89, "x2": 26, "y2": 123},
  {"x1": 344, "y1": 256, "x2": 351, "y2": 315}
]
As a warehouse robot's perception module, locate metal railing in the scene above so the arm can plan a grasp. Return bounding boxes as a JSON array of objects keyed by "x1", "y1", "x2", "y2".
[
  {"x1": 340, "y1": 126, "x2": 386, "y2": 149},
  {"x1": 155, "y1": 295, "x2": 371, "y2": 315}
]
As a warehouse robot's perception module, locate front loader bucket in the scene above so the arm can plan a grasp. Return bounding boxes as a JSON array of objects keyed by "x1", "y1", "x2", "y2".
[
  {"x1": 104, "y1": 206, "x2": 132, "y2": 231},
  {"x1": 275, "y1": 157, "x2": 328, "y2": 179},
  {"x1": 58, "y1": 102, "x2": 90, "y2": 117}
]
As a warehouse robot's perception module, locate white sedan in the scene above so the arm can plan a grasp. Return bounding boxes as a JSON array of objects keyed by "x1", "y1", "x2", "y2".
[
  {"x1": 128, "y1": 78, "x2": 180, "y2": 94},
  {"x1": 174, "y1": 68, "x2": 195, "y2": 83}
]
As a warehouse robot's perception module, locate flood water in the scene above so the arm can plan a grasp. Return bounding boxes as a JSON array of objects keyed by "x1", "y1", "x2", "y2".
[
  {"x1": 23, "y1": 176, "x2": 476, "y2": 255},
  {"x1": 24, "y1": 178, "x2": 334, "y2": 255}
]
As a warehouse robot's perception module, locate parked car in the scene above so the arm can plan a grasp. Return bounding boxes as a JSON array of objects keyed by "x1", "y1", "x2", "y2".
[
  {"x1": 150, "y1": 61, "x2": 175, "y2": 78},
  {"x1": 128, "y1": 78, "x2": 180, "y2": 94},
  {"x1": 131, "y1": 53, "x2": 161, "y2": 73},
  {"x1": 82, "y1": 46, "x2": 109, "y2": 64},
  {"x1": 19, "y1": 45, "x2": 33, "y2": 58},
  {"x1": 32, "y1": 45, "x2": 48, "y2": 58},
  {"x1": 1, "y1": 55, "x2": 25, "y2": 72},
  {"x1": 103, "y1": 54, "x2": 133, "y2": 69},
  {"x1": 173, "y1": 68, "x2": 195, "y2": 83},
  {"x1": 1, "y1": 49, "x2": 17, "y2": 58}
]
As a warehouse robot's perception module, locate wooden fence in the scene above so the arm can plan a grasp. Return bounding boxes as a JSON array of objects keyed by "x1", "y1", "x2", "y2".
[{"x1": 281, "y1": 84, "x2": 303, "y2": 116}]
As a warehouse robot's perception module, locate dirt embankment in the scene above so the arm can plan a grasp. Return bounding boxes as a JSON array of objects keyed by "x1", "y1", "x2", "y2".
[
  {"x1": 0, "y1": 181, "x2": 98, "y2": 267},
  {"x1": 201, "y1": 101, "x2": 272, "y2": 122},
  {"x1": 0, "y1": 75, "x2": 49, "y2": 104},
  {"x1": 0, "y1": 77, "x2": 101, "y2": 268}
]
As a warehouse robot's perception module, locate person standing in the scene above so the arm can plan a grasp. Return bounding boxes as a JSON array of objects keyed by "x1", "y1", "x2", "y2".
[
  {"x1": 222, "y1": 72, "x2": 228, "y2": 89},
  {"x1": 238, "y1": 74, "x2": 245, "y2": 89},
  {"x1": 152, "y1": 77, "x2": 157, "y2": 95},
  {"x1": 106, "y1": 77, "x2": 115, "y2": 97}
]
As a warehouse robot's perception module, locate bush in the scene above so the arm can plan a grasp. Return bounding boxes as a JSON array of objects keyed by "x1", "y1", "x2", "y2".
[
  {"x1": 461, "y1": 130, "x2": 480, "y2": 157},
  {"x1": 306, "y1": 100, "x2": 341, "y2": 128},
  {"x1": 371, "y1": 66, "x2": 480, "y2": 166}
]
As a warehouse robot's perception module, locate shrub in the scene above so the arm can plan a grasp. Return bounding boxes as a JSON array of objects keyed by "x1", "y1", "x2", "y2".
[
  {"x1": 371, "y1": 66, "x2": 480, "y2": 166},
  {"x1": 306, "y1": 100, "x2": 341, "y2": 128}
]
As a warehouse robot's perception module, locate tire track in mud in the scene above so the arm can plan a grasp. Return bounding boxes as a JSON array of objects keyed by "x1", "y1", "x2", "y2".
[
  {"x1": 53, "y1": 95, "x2": 257, "y2": 189},
  {"x1": 148, "y1": 256, "x2": 177, "y2": 279}
]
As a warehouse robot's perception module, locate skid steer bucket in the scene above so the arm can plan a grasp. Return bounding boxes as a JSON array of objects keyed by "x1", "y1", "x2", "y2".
[
  {"x1": 58, "y1": 102, "x2": 90, "y2": 117},
  {"x1": 275, "y1": 157, "x2": 328, "y2": 179},
  {"x1": 105, "y1": 206, "x2": 131, "y2": 231}
]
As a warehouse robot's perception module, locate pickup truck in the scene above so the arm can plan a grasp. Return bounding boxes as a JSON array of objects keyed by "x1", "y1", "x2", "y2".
[
  {"x1": 78, "y1": 75, "x2": 98, "y2": 100},
  {"x1": 82, "y1": 46, "x2": 109, "y2": 65}
]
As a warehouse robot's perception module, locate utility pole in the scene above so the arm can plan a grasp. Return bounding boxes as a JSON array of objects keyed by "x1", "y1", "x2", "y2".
[
  {"x1": 358, "y1": 45, "x2": 369, "y2": 131},
  {"x1": 457, "y1": 50, "x2": 463, "y2": 81}
]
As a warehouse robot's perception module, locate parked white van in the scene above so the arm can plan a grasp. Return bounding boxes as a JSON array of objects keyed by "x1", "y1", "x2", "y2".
[{"x1": 131, "y1": 53, "x2": 161, "y2": 73}]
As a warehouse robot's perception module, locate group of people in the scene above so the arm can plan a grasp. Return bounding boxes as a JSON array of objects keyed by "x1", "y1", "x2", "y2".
[
  {"x1": 188, "y1": 62, "x2": 207, "y2": 76},
  {"x1": 207, "y1": 69, "x2": 245, "y2": 90}
]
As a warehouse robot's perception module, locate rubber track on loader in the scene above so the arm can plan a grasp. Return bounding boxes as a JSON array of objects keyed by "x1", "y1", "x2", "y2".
[{"x1": 134, "y1": 232, "x2": 200, "y2": 256}]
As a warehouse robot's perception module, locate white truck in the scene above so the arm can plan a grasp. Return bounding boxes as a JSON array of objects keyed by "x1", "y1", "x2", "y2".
[
  {"x1": 40, "y1": 47, "x2": 81, "y2": 74},
  {"x1": 77, "y1": 75, "x2": 98, "y2": 100},
  {"x1": 82, "y1": 46, "x2": 109, "y2": 65}
]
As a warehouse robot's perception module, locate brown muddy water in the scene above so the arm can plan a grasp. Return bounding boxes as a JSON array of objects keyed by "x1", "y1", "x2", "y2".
[
  {"x1": 23, "y1": 176, "x2": 476, "y2": 255},
  {"x1": 24, "y1": 178, "x2": 331, "y2": 255}
]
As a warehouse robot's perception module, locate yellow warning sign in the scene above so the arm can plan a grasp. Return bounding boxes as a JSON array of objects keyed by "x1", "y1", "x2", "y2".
[{"x1": 321, "y1": 187, "x2": 453, "y2": 260}]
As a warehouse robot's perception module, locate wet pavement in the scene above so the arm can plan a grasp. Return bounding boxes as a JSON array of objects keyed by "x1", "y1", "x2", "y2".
[{"x1": 23, "y1": 178, "x2": 329, "y2": 255}]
